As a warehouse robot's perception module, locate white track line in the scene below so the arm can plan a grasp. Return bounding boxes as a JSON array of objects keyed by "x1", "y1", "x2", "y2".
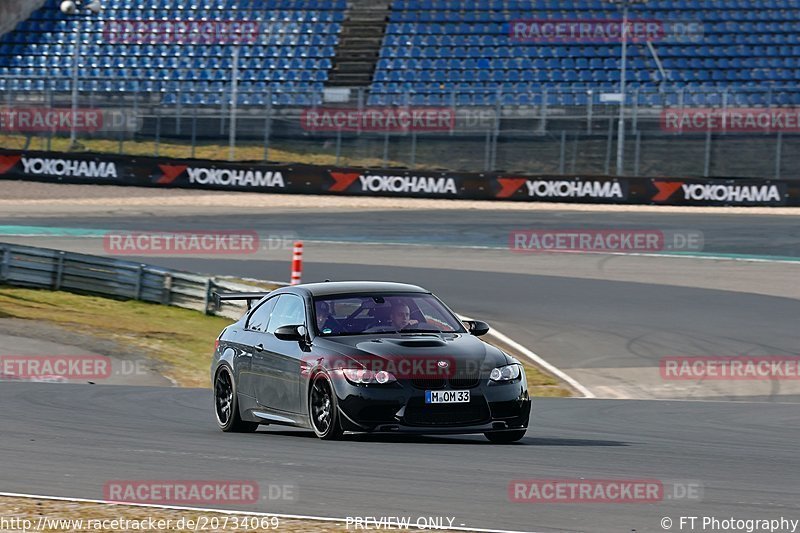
[
  {"x1": 487, "y1": 327, "x2": 596, "y2": 399},
  {"x1": 0, "y1": 492, "x2": 543, "y2": 533},
  {"x1": 458, "y1": 315, "x2": 595, "y2": 399}
]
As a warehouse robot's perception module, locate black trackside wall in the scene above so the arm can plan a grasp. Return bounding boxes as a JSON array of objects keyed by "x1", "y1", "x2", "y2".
[{"x1": 0, "y1": 149, "x2": 797, "y2": 207}]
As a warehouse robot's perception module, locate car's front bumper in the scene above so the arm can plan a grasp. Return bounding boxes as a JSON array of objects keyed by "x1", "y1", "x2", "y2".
[{"x1": 333, "y1": 376, "x2": 531, "y2": 434}]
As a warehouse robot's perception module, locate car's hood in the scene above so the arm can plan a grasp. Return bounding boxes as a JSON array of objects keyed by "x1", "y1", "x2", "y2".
[{"x1": 313, "y1": 333, "x2": 508, "y2": 375}]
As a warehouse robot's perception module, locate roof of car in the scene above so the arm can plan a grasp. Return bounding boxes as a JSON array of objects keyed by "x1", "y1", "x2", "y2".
[{"x1": 290, "y1": 281, "x2": 429, "y2": 297}]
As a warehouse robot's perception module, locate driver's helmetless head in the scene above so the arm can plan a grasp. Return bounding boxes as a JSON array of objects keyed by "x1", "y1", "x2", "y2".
[{"x1": 390, "y1": 304, "x2": 411, "y2": 328}]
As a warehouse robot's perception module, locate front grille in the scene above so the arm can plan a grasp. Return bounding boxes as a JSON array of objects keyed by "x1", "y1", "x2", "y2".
[
  {"x1": 403, "y1": 397, "x2": 491, "y2": 426},
  {"x1": 448, "y1": 367, "x2": 482, "y2": 389},
  {"x1": 411, "y1": 377, "x2": 446, "y2": 389}
]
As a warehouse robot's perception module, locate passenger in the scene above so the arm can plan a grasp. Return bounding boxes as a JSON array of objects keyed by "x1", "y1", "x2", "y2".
[{"x1": 316, "y1": 301, "x2": 340, "y2": 334}]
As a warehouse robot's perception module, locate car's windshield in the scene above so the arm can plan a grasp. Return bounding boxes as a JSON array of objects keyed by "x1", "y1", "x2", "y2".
[{"x1": 312, "y1": 293, "x2": 466, "y2": 336}]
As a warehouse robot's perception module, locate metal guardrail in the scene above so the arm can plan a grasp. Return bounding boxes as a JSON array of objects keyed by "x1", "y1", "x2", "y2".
[{"x1": 0, "y1": 242, "x2": 279, "y2": 319}]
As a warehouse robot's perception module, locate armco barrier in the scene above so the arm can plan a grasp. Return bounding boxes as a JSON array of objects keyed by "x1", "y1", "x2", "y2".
[
  {"x1": 1, "y1": 148, "x2": 798, "y2": 207},
  {"x1": 0, "y1": 242, "x2": 276, "y2": 319}
]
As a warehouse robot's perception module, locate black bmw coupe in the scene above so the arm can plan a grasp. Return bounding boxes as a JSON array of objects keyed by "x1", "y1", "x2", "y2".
[{"x1": 211, "y1": 281, "x2": 531, "y2": 442}]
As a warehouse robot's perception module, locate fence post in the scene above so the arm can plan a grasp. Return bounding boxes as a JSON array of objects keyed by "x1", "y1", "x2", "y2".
[
  {"x1": 383, "y1": 131, "x2": 389, "y2": 167},
  {"x1": 228, "y1": 46, "x2": 240, "y2": 162},
  {"x1": 0, "y1": 246, "x2": 10, "y2": 281},
  {"x1": 539, "y1": 89, "x2": 548, "y2": 134},
  {"x1": 162, "y1": 273, "x2": 173, "y2": 305},
  {"x1": 410, "y1": 131, "x2": 417, "y2": 167},
  {"x1": 586, "y1": 90, "x2": 593, "y2": 134},
  {"x1": 604, "y1": 118, "x2": 613, "y2": 175},
  {"x1": 155, "y1": 106, "x2": 161, "y2": 157},
  {"x1": 176, "y1": 85, "x2": 182, "y2": 136},
  {"x1": 634, "y1": 130, "x2": 642, "y2": 176},
  {"x1": 203, "y1": 277, "x2": 212, "y2": 315},
  {"x1": 484, "y1": 130, "x2": 492, "y2": 172},
  {"x1": 335, "y1": 128, "x2": 342, "y2": 165},
  {"x1": 490, "y1": 93, "x2": 501, "y2": 171},
  {"x1": 558, "y1": 130, "x2": 566, "y2": 174},
  {"x1": 722, "y1": 90, "x2": 729, "y2": 134},
  {"x1": 133, "y1": 80, "x2": 140, "y2": 141},
  {"x1": 263, "y1": 88, "x2": 273, "y2": 162},
  {"x1": 135, "y1": 265, "x2": 144, "y2": 300},
  {"x1": 46, "y1": 86, "x2": 53, "y2": 152},
  {"x1": 703, "y1": 130, "x2": 712, "y2": 178},
  {"x1": 54, "y1": 251, "x2": 65, "y2": 291},
  {"x1": 775, "y1": 131, "x2": 783, "y2": 180},
  {"x1": 191, "y1": 105, "x2": 198, "y2": 159},
  {"x1": 570, "y1": 131, "x2": 579, "y2": 173}
]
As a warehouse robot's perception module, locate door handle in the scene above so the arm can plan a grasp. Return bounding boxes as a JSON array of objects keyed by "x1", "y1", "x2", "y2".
[{"x1": 254, "y1": 343, "x2": 265, "y2": 352}]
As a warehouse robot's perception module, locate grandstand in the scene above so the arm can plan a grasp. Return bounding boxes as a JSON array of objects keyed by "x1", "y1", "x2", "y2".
[
  {"x1": 1, "y1": 0, "x2": 799, "y2": 107},
  {"x1": 1, "y1": 0, "x2": 798, "y2": 180}
]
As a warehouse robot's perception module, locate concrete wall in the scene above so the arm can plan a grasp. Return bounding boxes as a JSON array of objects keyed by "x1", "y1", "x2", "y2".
[{"x1": 0, "y1": 0, "x2": 47, "y2": 38}]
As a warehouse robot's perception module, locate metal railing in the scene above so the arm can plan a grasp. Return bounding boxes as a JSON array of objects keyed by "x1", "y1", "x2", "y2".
[
  {"x1": 0, "y1": 242, "x2": 278, "y2": 319},
  {"x1": 2, "y1": 79, "x2": 800, "y2": 178}
]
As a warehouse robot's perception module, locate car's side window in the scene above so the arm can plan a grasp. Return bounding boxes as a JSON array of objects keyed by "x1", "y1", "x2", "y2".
[
  {"x1": 246, "y1": 297, "x2": 278, "y2": 332},
  {"x1": 266, "y1": 294, "x2": 306, "y2": 334}
]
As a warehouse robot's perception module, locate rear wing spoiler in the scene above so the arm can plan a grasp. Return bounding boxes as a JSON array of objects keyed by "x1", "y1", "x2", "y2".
[{"x1": 212, "y1": 291, "x2": 270, "y2": 310}]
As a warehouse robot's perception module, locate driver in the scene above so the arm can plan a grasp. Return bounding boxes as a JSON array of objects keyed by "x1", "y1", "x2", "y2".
[{"x1": 388, "y1": 304, "x2": 419, "y2": 331}]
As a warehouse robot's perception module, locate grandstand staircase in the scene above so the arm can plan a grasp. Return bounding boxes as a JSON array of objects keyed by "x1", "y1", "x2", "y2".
[
  {"x1": 0, "y1": 0, "x2": 46, "y2": 37},
  {"x1": 325, "y1": 0, "x2": 392, "y2": 87}
]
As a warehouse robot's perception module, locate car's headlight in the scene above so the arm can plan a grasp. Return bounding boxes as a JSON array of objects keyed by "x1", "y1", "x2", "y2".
[
  {"x1": 490, "y1": 364, "x2": 521, "y2": 382},
  {"x1": 342, "y1": 368, "x2": 397, "y2": 385}
]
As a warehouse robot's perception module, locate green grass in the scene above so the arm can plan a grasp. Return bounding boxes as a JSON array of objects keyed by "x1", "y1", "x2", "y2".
[
  {"x1": 520, "y1": 362, "x2": 573, "y2": 397},
  {"x1": 0, "y1": 287, "x2": 232, "y2": 387}
]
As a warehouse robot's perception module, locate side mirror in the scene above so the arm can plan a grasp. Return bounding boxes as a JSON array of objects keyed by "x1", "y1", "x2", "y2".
[
  {"x1": 274, "y1": 325, "x2": 307, "y2": 341},
  {"x1": 465, "y1": 320, "x2": 490, "y2": 337}
]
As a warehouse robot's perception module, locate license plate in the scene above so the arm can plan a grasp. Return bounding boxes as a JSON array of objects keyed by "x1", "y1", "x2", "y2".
[{"x1": 425, "y1": 390, "x2": 470, "y2": 404}]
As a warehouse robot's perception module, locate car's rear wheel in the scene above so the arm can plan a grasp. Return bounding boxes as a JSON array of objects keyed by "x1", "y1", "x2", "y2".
[
  {"x1": 484, "y1": 429, "x2": 527, "y2": 443},
  {"x1": 309, "y1": 373, "x2": 343, "y2": 440},
  {"x1": 214, "y1": 366, "x2": 258, "y2": 433}
]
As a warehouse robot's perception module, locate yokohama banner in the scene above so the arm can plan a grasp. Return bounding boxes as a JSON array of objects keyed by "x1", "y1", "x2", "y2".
[{"x1": 0, "y1": 149, "x2": 797, "y2": 207}]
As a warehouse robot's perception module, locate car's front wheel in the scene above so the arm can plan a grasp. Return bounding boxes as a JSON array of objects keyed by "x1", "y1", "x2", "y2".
[
  {"x1": 485, "y1": 429, "x2": 527, "y2": 443},
  {"x1": 214, "y1": 366, "x2": 259, "y2": 433},
  {"x1": 309, "y1": 373, "x2": 343, "y2": 440}
]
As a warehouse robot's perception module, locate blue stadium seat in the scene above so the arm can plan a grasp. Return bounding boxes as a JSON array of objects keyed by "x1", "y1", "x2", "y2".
[{"x1": 5, "y1": 0, "x2": 800, "y2": 107}]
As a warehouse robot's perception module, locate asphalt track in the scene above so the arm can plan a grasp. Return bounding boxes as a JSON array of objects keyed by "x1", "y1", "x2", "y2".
[
  {"x1": 3, "y1": 382, "x2": 800, "y2": 533},
  {"x1": 4, "y1": 209, "x2": 800, "y2": 256},
  {"x1": 2, "y1": 209, "x2": 800, "y2": 399},
  {"x1": 2, "y1": 192, "x2": 800, "y2": 532}
]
